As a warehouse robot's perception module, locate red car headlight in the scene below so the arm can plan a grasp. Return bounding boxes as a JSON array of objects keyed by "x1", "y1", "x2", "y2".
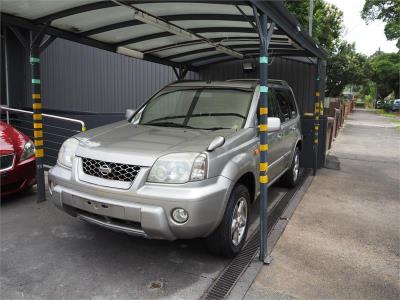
[{"x1": 20, "y1": 140, "x2": 35, "y2": 161}]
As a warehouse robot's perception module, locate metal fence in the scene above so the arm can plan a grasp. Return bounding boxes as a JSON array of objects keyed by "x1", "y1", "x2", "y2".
[{"x1": 1, "y1": 106, "x2": 86, "y2": 166}]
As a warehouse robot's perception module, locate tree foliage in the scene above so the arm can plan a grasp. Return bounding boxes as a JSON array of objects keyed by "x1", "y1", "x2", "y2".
[
  {"x1": 361, "y1": 0, "x2": 400, "y2": 48},
  {"x1": 368, "y1": 52, "x2": 400, "y2": 98},
  {"x1": 286, "y1": 1, "x2": 368, "y2": 96},
  {"x1": 285, "y1": 1, "x2": 399, "y2": 97},
  {"x1": 326, "y1": 42, "x2": 369, "y2": 97},
  {"x1": 286, "y1": 0, "x2": 343, "y2": 52}
]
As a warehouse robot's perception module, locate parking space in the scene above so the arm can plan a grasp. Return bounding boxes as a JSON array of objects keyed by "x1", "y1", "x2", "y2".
[{"x1": 1, "y1": 182, "x2": 289, "y2": 299}]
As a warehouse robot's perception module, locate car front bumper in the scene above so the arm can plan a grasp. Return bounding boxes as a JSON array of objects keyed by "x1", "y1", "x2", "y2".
[
  {"x1": 48, "y1": 163, "x2": 232, "y2": 240},
  {"x1": 1, "y1": 156, "x2": 36, "y2": 196}
]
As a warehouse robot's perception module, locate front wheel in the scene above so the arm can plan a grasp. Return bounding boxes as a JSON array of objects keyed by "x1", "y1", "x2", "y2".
[
  {"x1": 206, "y1": 184, "x2": 250, "y2": 258},
  {"x1": 281, "y1": 147, "x2": 300, "y2": 188}
]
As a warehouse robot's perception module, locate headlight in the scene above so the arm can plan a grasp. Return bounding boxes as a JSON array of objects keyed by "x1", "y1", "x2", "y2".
[
  {"x1": 57, "y1": 138, "x2": 79, "y2": 168},
  {"x1": 20, "y1": 140, "x2": 35, "y2": 161},
  {"x1": 148, "y1": 153, "x2": 207, "y2": 184}
]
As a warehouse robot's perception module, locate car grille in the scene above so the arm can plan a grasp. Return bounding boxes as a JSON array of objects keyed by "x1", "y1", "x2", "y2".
[
  {"x1": 81, "y1": 157, "x2": 141, "y2": 182},
  {"x1": 1, "y1": 154, "x2": 14, "y2": 171}
]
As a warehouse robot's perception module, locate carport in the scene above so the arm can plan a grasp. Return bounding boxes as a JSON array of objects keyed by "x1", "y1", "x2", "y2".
[{"x1": 1, "y1": 0, "x2": 326, "y2": 268}]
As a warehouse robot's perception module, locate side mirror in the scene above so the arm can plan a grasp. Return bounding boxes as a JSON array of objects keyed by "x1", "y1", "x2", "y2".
[
  {"x1": 268, "y1": 117, "x2": 281, "y2": 132},
  {"x1": 207, "y1": 136, "x2": 225, "y2": 151},
  {"x1": 125, "y1": 109, "x2": 136, "y2": 120}
]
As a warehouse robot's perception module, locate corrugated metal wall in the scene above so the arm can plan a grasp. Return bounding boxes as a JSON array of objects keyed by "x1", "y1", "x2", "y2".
[
  {"x1": 17, "y1": 38, "x2": 317, "y2": 115},
  {"x1": 36, "y1": 38, "x2": 198, "y2": 113},
  {"x1": 198, "y1": 57, "x2": 317, "y2": 114}
]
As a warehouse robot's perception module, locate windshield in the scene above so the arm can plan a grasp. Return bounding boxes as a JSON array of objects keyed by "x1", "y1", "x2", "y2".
[{"x1": 132, "y1": 87, "x2": 253, "y2": 130}]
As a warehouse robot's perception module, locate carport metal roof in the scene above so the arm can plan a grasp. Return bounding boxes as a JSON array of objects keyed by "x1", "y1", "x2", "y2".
[{"x1": 1, "y1": 0, "x2": 327, "y2": 71}]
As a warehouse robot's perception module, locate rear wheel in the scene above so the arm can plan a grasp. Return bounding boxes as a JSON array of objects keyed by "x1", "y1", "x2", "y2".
[
  {"x1": 207, "y1": 184, "x2": 250, "y2": 258},
  {"x1": 281, "y1": 147, "x2": 300, "y2": 188}
]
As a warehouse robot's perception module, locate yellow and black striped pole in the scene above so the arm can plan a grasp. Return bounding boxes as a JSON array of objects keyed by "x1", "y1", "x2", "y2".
[
  {"x1": 313, "y1": 60, "x2": 321, "y2": 176},
  {"x1": 258, "y1": 12, "x2": 270, "y2": 262},
  {"x1": 30, "y1": 43, "x2": 46, "y2": 202}
]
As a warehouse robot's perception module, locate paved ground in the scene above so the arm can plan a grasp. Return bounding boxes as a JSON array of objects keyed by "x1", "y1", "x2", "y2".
[
  {"x1": 0, "y1": 170, "x2": 289, "y2": 299},
  {"x1": 246, "y1": 109, "x2": 400, "y2": 300}
]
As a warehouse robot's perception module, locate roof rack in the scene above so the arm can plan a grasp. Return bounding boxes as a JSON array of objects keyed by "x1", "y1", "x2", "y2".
[
  {"x1": 268, "y1": 79, "x2": 289, "y2": 86},
  {"x1": 226, "y1": 79, "x2": 289, "y2": 86}
]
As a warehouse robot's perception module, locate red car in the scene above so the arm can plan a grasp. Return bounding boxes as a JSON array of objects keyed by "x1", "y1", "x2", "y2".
[{"x1": 1, "y1": 121, "x2": 36, "y2": 196}]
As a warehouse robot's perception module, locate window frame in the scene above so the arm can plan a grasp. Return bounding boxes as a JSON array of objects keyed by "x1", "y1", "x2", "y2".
[{"x1": 274, "y1": 87, "x2": 297, "y2": 123}]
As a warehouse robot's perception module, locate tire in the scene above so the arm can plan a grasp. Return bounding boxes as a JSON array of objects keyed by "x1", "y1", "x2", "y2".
[
  {"x1": 281, "y1": 147, "x2": 300, "y2": 188},
  {"x1": 206, "y1": 184, "x2": 250, "y2": 258}
]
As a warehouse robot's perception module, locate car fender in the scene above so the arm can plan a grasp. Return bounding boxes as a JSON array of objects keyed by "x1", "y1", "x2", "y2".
[
  {"x1": 219, "y1": 151, "x2": 258, "y2": 202},
  {"x1": 289, "y1": 137, "x2": 303, "y2": 163},
  {"x1": 204, "y1": 151, "x2": 257, "y2": 234}
]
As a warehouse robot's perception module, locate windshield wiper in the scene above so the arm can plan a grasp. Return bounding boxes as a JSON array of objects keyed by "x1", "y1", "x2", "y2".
[
  {"x1": 143, "y1": 122, "x2": 196, "y2": 129},
  {"x1": 201, "y1": 127, "x2": 231, "y2": 131}
]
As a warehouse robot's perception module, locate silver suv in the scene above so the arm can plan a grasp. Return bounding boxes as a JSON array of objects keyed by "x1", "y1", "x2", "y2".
[{"x1": 49, "y1": 79, "x2": 302, "y2": 257}]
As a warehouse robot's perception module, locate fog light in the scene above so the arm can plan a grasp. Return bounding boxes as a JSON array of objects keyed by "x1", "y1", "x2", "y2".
[{"x1": 172, "y1": 208, "x2": 189, "y2": 223}]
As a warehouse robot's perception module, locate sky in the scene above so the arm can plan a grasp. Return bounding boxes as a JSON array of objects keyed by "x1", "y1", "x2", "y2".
[{"x1": 325, "y1": 0, "x2": 398, "y2": 55}]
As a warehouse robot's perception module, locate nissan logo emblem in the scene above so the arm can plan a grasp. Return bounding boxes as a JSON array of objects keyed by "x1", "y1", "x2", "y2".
[{"x1": 99, "y1": 164, "x2": 112, "y2": 176}]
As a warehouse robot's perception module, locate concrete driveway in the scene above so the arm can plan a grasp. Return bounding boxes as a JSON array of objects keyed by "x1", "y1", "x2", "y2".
[
  {"x1": 1, "y1": 176, "x2": 290, "y2": 299},
  {"x1": 246, "y1": 109, "x2": 400, "y2": 300}
]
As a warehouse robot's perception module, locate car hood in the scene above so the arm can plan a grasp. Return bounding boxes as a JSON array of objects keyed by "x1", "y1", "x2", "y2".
[{"x1": 74, "y1": 121, "x2": 234, "y2": 166}]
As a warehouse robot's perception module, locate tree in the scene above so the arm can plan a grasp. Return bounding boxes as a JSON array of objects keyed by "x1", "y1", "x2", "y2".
[
  {"x1": 286, "y1": 1, "x2": 368, "y2": 96},
  {"x1": 361, "y1": 0, "x2": 400, "y2": 48},
  {"x1": 368, "y1": 52, "x2": 400, "y2": 98},
  {"x1": 325, "y1": 42, "x2": 369, "y2": 97},
  {"x1": 286, "y1": 0, "x2": 343, "y2": 52}
]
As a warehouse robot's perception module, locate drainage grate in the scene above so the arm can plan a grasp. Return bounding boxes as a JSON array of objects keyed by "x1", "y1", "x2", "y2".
[{"x1": 203, "y1": 169, "x2": 311, "y2": 300}]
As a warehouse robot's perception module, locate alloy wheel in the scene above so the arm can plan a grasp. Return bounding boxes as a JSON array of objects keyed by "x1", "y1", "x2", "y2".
[{"x1": 231, "y1": 197, "x2": 248, "y2": 246}]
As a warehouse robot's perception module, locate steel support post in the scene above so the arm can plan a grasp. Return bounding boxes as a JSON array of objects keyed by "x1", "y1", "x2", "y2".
[
  {"x1": 257, "y1": 11, "x2": 271, "y2": 263},
  {"x1": 30, "y1": 34, "x2": 46, "y2": 203},
  {"x1": 313, "y1": 58, "x2": 322, "y2": 176},
  {"x1": 319, "y1": 60, "x2": 326, "y2": 118},
  {"x1": 4, "y1": 27, "x2": 11, "y2": 123},
  {"x1": 172, "y1": 66, "x2": 189, "y2": 80}
]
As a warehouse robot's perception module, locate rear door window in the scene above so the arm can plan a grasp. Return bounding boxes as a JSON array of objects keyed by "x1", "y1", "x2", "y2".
[
  {"x1": 257, "y1": 91, "x2": 279, "y2": 124},
  {"x1": 275, "y1": 88, "x2": 297, "y2": 122}
]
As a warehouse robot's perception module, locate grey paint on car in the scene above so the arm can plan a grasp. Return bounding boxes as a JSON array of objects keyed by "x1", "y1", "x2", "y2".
[{"x1": 49, "y1": 79, "x2": 302, "y2": 256}]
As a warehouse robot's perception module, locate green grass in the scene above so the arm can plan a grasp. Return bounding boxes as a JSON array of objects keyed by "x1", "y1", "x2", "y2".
[
  {"x1": 375, "y1": 110, "x2": 400, "y2": 132},
  {"x1": 375, "y1": 109, "x2": 400, "y2": 121}
]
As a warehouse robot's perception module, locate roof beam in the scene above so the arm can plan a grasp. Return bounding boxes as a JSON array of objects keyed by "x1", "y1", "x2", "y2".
[
  {"x1": 40, "y1": 35, "x2": 57, "y2": 53},
  {"x1": 143, "y1": 36, "x2": 287, "y2": 54},
  {"x1": 235, "y1": 4, "x2": 258, "y2": 32},
  {"x1": 193, "y1": 52, "x2": 261, "y2": 66},
  {"x1": 163, "y1": 44, "x2": 295, "y2": 61},
  {"x1": 195, "y1": 50, "x2": 312, "y2": 68},
  {"x1": 185, "y1": 50, "x2": 259, "y2": 66},
  {"x1": 115, "y1": 27, "x2": 260, "y2": 47},
  {"x1": 249, "y1": 0, "x2": 327, "y2": 58},
  {"x1": 34, "y1": 1, "x2": 118, "y2": 24},
  {"x1": 33, "y1": 1, "x2": 248, "y2": 24},
  {"x1": 80, "y1": 14, "x2": 256, "y2": 36},
  {"x1": 1, "y1": 13, "x2": 197, "y2": 72},
  {"x1": 6, "y1": 25, "x2": 28, "y2": 49},
  {"x1": 111, "y1": 1, "x2": 245, "y2": 59},
  {"x1": 188, "y1": 48, "x2": 312, "y2": 66}
]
